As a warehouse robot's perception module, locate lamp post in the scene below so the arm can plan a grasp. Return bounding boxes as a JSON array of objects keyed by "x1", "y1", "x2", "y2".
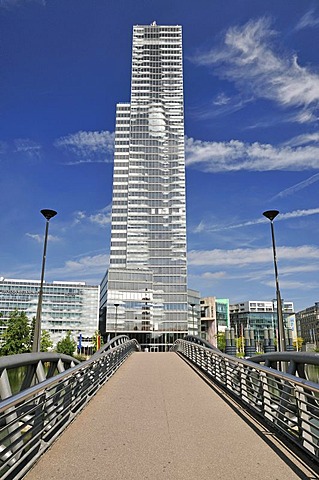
[
  {"x1": 263, "y1": 210, "x2": 286, "y2": 353},
  {"x1": 32, "y1": 209, "x2": 57, "y2": 353},
  {"x1": 190, "y1": 303, "x2": 196, "y2": 336},
  {"x1": 114, "y1": 303, "x2": 119, "y2": 337}
]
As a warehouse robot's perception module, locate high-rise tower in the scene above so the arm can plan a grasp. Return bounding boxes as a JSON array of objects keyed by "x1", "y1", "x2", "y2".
[{"x1": 100, "y1": 23, "x2": 188, "y2": 350}]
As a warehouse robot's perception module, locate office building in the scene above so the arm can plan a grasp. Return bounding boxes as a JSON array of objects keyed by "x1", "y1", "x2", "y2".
[
  {"x1": 200, "y1": 297, "x2": 230, "y2": 347},
  {"x1": 188, "y1": 289, "x2": 200, "y2": 336},
  {"x1": 0, "y1": 277, "x2": 99, "y2": 350},
  {"x1": 296, "y1": 302, "x2": 319, "y2": 348},
  {"x1": 230, "y1": 299, "x2": 294, "y2": 343},
  {"x1": 100, "y1": 23, "x2": 188, "y2": 350}
]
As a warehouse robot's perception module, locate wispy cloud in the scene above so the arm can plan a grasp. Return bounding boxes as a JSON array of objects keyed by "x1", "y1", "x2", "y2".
[
  {"x1": 0, "y1": 141, "x2": 7, "y2": 155},
  {"x1": 264, "y1": 279, "x2": 318, "y2": 290},
  {"x1": 185, "y1": 135, "x2": 319, "y2": 172},
  {"x1": 213, "y1": 92, "x2": 231, "y2": 106},
  {"x1": 272, "y1": 173, "x2": 319, "y2": 200},
  {"x1": 188, "y1": 245, "x2": 319, "y2": 267},
  {"x1": 55, "y1": 130, "x2": 114, "y2": 164},
  {"x1": 89, "y1": 205, "x2": 112, "y2": 226},
  {"x1": 26, "y1": 233, "x2": 60, "y2": 243},
  {"x1": 47, "y1": 253, "x2": 109, "y2": 281},
  {"x1": 72, "y1": 211, "x2": 87, "y2": 226},
  {"x1": 189, "y1": 94, "x2": 249, "y2": 120},
  {"x1": 201, "y1": 271, "x2": 226, "y2": 279},
  {"x1": 72, "y1": 205, "x2": 112, "y2": 227},
  {"x1": 0, "y1": 0, "x2": 46, "y2": 8},
  {"x1": 278, "y1": 207, "x2": 319, "y2": 220},
  {"x1": 14, "y1": 138, "x2": 42, "y2": 158},
  {"x1": 192, "y1": 17, "x2": 319, "y2": 123},
  {"x1": 194, "y1": 207, "x2": 319, "y2": 233},
  {"x1": 283, "y1": 132, "x2": 319, "y2": 147},
  {"x1": 296, "y1": 9, "x2": 319, "y2": 31}
]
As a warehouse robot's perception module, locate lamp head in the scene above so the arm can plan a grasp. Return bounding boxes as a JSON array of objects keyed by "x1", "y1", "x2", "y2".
[
  {"x1": 41, "y1": 209, "x2": 57, "y2": 221},
  {"x1": 263, "y1": 210, "x2": 279, "y2": 222}
]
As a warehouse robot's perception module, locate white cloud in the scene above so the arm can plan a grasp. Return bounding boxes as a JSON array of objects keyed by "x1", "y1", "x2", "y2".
[
  {"x1": 296, "y1": 9, "x2": 319, "y2": 31},
  {"x1": 188, "y1": 245, "x2": 319, "y2": 267},
  {"x1": 89, "y1": 206, "x2": 112, "y2": 226},
  {"x1": 278, "y1": 264, "x2": 319, "y2": 275},
  {"x1": 263, "y1": 279, "x2": 317, "y2": 290},
  {"x1": 194, "y1": 207, "x2": 319, "y2": 233},
  {"x1": 55, "y1": 130, "x2": 114, "y2": 164},
  {"x1": 0, "y1": 0, "x2": 46, "y2": 7},
  {"x1": 0, "y1": 141, "x2": 7, "y2": 155},
  {"x1": 14, "y1": 138, "x2": 42, "y2": 158},
  {"x1": 201, "y1": 271, "x2": 226, "y2": 279},
  {"x1": 193, "y1": 220, "x2": 207, "y2": 233},
  {"x1": 272, "y1": 175, "x2": 319, "y2": 199},
  {"x1": 72, "y1": 211, "x2": 87, "y2": 225},
  {"x1": 283, "y1": 132, "x2": 319, "y2": 147},
  {"x1": 279, "y1": 207, "x2": 319, "y2": 220},
  {"x1": 26, "y1": 233, "x2": 60, "y2": 243},
  {"x1": 190, "y1": 95, "x2": 249, "y2": 121},
  {"x1": 185, "y1": 135, "x2": 319, "y2": 172},
  {"x1": 89, "y1": 213, "x2": 111, "y2": 226},
  {"x1": 213, "y1": 93, "x2": 231, "y2": 106},
  {"x1": 192, "y1": 17, "x2": 319, "y2": 123},
  {"x1": 47, "y1": 254, "x2": 109, "y2": 281},
  {"x1": 72, "y1": 205, "x2": 112, "y2": 227}
]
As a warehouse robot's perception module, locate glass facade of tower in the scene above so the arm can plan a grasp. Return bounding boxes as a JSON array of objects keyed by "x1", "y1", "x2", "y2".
[{"x1": 101, "y1": 23, "x2": 187, "y2": 347}]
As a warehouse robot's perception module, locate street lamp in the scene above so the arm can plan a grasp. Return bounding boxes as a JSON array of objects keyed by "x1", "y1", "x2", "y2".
[
  {"x1": 32, "y1": 209, "x2": 57, "y2": 352},
  {"x1": 114, "y1": 303, "x2": 119, "y2": 337},
  {"x1": 190, "y1": 303, "x2": 196, "y2": 336},
  {"x1": 263, "y1": 210, "x2": 286, "y2": 353}
]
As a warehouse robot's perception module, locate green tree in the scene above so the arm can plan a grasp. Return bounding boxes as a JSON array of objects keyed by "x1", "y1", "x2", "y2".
[
  {"x1": 293, "y1": 337, "x2": 304, "y2": 351},
  {"x1": 215, "y1": 332, "x2": 226, "y2": 352},
  {"x1": 40, "y1": 330, "x2": 53, "y2": 352},
  {"x1": 56, "y1": 331, "x2": 76, "y2": 356},
  {"x1": 0, "y1": 310, "x2": 31, "y2": 356},
  {"x1": 26, "y1": 316, "x2": 53, "y2": 352}
]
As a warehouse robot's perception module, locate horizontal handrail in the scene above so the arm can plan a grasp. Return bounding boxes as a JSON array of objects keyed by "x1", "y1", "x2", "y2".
[
  {"x1": 249, "y1": 351, "x2": 319, "y2": 377},
  {"x1": 0, "y1": 352, "x2": 79, "y2": 372},
  {"x1": 172, "y1": 339, "x2": 319, "y2": 461},
  {"x1": 250, "y1": 352, "x2": 319, "y2": 365},
  {"x1": 183, "y1": 335, "x2": 220, "y2": 351},
  {"x1": 0, "y1": 337, "x2": 140, "y2": 480}
]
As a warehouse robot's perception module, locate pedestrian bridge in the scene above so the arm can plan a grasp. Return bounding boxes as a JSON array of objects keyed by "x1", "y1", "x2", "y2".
[{"x1": 1, "y1": 337, "x2": 319, "y2": 479}]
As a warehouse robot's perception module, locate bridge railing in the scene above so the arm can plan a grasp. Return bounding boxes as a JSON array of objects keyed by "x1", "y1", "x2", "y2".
[
  {"x1": 249, "y1": 351, "x2": 319, "y2": 379},
  {"x1": 0, "y1": 336, "x2": 139, "y2": 480},
  {"x1": 172, "y1": 339, "x2": 319, "y2": 460},
  {"x1": 0, "y1": 353, "x2": 81, "y2": 401}
]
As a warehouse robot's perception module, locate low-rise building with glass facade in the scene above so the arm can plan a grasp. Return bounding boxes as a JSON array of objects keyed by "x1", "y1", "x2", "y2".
[
  {"x1": 0, "y1": 277, "x2": 99, "y2": 350},
  {"x1": 230, "y1": 300, "x2": 294, "y2": 343}
]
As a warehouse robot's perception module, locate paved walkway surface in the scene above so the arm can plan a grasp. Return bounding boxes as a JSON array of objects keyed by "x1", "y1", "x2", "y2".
[{"x1": 25, "y1": 352, "x2": 318, "y2": 480}]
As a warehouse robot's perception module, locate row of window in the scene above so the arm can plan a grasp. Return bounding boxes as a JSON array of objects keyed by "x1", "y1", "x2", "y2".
[
  {"x1": 133, "y1": 63, "x2": 181, "y2": 70},
  {"x1": 114, "y1": 232, "x2": 185, "y2": 241},
  {"x1": 131, "y1": 74, "x2": 183, "y2": 81},
  {"x1": 112, "y1": 222, "x2": 185, "y2": 231},
  {"x1": 111, "y1": 250, "x2": 185, "y2": 261}
]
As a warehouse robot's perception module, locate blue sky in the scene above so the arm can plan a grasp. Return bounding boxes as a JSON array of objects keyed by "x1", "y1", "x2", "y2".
[{"x1": 1, "y1": 0, "x2": 319, "y2": 312}]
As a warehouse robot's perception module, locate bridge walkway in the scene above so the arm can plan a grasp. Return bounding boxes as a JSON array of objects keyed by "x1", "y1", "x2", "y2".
[{"x1": 25, "y1": 352, "x2": 318, "y2": 480}]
